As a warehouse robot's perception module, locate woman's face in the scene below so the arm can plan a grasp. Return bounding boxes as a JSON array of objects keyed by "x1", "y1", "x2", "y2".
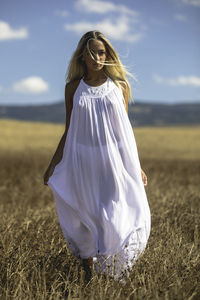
[{"x1": 83, "y1": 39, "x2": 107, "y2": 73}]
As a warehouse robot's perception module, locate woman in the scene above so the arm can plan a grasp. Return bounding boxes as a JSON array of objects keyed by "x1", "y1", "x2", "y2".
[{"x1": 43, "y1": 30, "x2": 151, "y2": 283}]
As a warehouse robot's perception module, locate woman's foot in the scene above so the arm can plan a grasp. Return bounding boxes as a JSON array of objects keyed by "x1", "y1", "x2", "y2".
[{"x1": 81, "y1": 257, "x2": 93, "y2": 283}]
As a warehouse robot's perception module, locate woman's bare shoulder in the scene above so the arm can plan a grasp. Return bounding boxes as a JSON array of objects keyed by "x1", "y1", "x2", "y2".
[{"x1": 65, "y1": 79, "x2": 81, "y2": 97}]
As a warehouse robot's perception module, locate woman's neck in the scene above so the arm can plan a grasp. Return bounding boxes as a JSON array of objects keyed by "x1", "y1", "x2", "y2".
[{"x1": 84, "y1": 70, "x2": 107, "y2": 83}]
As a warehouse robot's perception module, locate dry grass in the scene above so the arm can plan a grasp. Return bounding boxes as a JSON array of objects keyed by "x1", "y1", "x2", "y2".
[{"x1": 0, "y1": 119, "x2": 200, "y2": 299}]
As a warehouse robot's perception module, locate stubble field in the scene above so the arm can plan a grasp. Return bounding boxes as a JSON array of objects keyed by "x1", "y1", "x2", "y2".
[{"x1": 0, "y1": 119, "x2": 200, "y2": 299}]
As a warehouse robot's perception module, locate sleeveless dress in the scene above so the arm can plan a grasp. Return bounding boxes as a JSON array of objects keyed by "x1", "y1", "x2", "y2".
[{"x1": 47, "y1": 77, "x2": 151, "y2": 281}]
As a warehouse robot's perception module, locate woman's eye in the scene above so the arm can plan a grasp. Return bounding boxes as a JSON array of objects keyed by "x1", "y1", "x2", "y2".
[
  {"x1": 99, "y1": 51, "x2": 105, "y2": 56},
  {"x1": 86, "y1": 49, "x2": 106, "y2": 57}
]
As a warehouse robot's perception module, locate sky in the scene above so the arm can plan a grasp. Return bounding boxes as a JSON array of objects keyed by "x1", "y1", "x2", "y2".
[{"x1": 0, "y1": 0, "x2": 200, "y2": 106}]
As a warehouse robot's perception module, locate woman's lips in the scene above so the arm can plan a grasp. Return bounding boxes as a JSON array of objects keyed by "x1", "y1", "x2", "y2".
[{"x1": 93, "y1": 62, "x2": 101, "y2": 67}]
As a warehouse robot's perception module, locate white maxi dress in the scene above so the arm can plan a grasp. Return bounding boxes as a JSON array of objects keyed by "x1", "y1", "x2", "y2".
[{"x1": 48, "y1": 77, "x2": 151, "y2": 280}]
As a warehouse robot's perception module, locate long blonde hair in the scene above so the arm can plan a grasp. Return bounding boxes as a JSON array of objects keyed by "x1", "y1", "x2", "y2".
[{"x1": 66, "y1": 30, "x2": 135, "y2": 103}]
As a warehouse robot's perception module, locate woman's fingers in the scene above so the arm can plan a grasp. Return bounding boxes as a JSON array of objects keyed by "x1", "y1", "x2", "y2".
[
  {"x1": 141, "y1": 170, "x2": 148, "y2": 186},
  {"x1": 43, "y1": 177, "x2": 47, "y2": 185},
  {"x1": 43, "y1": 172, "x2": 49, "y2": 186}
]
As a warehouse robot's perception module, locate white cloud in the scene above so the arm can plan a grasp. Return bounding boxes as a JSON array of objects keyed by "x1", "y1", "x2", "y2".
[
  {"x1": 75, "y1": 0, "x2": 138, "y2": 16},
  {"x1": 0, "y1": 85, "x2": 3, "y2": 92},
  {"x1": 174, "y1": 14, "x2": 187, "y2": 21},
  {"x1": 12, "y1": 77, "x2": 49, "y2": 94},
  {"x1": 153, "y1": 73, "x2": 200, "y2": 87},
  {"x1": 181, "y1": 0, "x2": 200, "y2": 7},
  {"x1": 64, "y1": 0, "x2": 144, "y2": 43},
  {"x1": 64, "y1": 15, "x2": 145, "y2": 43},
  {"x1": 0, "y1": 20, "x2": 28, "y2": 41},
  {"x1": 55, "y1": 10, "x2": 69, "y2": 17}
]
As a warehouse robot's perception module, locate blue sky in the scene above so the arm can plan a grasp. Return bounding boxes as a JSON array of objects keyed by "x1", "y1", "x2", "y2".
[{"x1": 0, "y1": 0, "x2": 200, "y2": 105}]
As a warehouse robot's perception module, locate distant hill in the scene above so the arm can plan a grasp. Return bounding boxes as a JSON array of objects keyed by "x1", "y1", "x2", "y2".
[{"x1": 0, "y1": 101, "x2": 200, "y2": 127}]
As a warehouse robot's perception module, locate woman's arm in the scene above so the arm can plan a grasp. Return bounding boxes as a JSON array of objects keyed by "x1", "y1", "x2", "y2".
[
  {"x1": 48, "y1": 82, "x2": 73, "y2": 169},
  {"x1": 119, "y1": 81, "x2": 148, "y2": 186},
  {"x1": 48, "y1": 131, "x2": 67, "y2": 170},
  {"x1": 43, "y1": 81, "x2": 77, "y2": 185}
]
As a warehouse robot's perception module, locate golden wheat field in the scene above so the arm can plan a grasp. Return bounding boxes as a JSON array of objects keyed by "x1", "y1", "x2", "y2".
[{"x1": 0, "y1": 119, "x2": 200, "y2": 300}]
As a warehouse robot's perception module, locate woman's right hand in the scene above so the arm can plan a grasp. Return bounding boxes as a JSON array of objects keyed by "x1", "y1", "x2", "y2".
[{"x1": 43, "y1": 164, "x2": 55, "y2": 186}]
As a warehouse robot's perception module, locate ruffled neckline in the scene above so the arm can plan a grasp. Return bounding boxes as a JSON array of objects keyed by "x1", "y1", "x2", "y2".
[{"x1": 81, "y1": 77, "x2": 109, "y2": 89}]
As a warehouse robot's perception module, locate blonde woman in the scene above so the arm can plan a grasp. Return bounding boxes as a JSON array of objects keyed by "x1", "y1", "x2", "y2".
[{"x1": 43, "y1": 31, "x2": 151, "y2": 283}]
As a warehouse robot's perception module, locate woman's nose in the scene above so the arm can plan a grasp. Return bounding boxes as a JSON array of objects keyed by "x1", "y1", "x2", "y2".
[{"x1": 94, "y1": 53, "x2": 100, "y2": 61}]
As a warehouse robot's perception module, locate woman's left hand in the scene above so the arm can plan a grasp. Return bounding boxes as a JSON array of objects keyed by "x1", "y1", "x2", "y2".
[{"x1": 141, "y1": 169, "x2": 148, "y2": 186}]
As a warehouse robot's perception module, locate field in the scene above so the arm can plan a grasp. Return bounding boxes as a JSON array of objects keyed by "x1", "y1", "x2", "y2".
[{"x1": 0, "y1": 119, "x2": 200, "y2": 299}]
